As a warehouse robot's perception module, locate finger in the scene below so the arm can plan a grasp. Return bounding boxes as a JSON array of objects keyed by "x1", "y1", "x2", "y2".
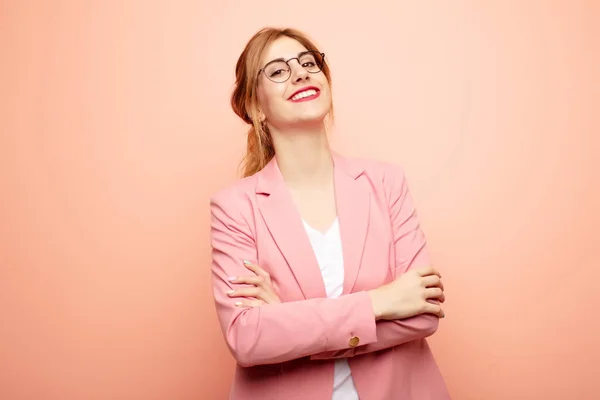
[
  {"x1": 424, "y1": 287, "x2": 445, "y2": 302},
  {"x1": 234, "y1": 298, "x2": 265, "y2": 308},
  {"x1": 228, "y1": 275, "x2": 265, "y2": 286},
  {"x1": 417, "y1": 266, "x2": 441, "y2": 278},
  {"x1": 228, "y1": 287, "x2": 262, "y2": 298},
  {"x1": 427, "y1": 299, "x2": 440, "y2": 304},
  {"x1": 230, "y1": 276, "x2": 279, "y2": 304},
  {"x1": 243, "y1": 260, "x2": 271, "y2": 279},
  {"x1": 422, "y1": 275, "x2": 444, "y2": 291},
  {"x1": 436, "y1": 292, "x2": 446, "y2": 303},
  {"x1": 423, "y1": 302, "x2": 445, "y2": 318}
]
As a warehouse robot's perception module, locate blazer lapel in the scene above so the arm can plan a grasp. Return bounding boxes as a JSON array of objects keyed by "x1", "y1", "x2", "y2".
[
  {"x1": 255, "y1": 153, "x2": 371, "y2": 299},
  {"x1": 256, "y1": 158, "x2": 327, "y2": 300},
  {"x1": 332, "y1": 153, "x2": 371, "y2": 294}
]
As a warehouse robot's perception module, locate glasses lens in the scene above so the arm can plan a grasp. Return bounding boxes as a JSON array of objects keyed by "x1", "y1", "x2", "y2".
[
  {"x1": 299, "y1": 52, "x2": 324, "y2": 72},
  {"x1": 264, "y1": 61, "x2": 290, "y2": 83}
]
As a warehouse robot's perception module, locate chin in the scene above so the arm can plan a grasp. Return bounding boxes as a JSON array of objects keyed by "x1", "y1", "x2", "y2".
[
  {"x1": 294, "y1": 106, "x2": 330, "y2": 124},
  {"x1": 273, "y1": 103, "x2": 331, "y2": 128},
  {"x1": 293, "y1": 113, "x2": 328, "y2": 127}
]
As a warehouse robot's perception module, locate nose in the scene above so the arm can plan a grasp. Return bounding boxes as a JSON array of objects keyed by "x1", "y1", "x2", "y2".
[{"x1": 289, "y1": 59, "x2": 309, "y2": 82}]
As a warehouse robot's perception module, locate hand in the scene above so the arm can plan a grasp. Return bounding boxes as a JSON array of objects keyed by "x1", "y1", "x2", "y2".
[
  {"x1": 368, "y1": 266, "x2": 445, "y2": 320},
  {"x1": 227, "y1": 260, "x2": 281, "y2": 307}
]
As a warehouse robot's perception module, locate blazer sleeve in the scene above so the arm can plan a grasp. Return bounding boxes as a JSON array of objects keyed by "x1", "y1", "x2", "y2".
[
  {"x1": 209, "y1": 189, "x2": 378, "y2": 367},
  {"x1": 310, "y1": 164, "x2": 440, "y2": 360}
]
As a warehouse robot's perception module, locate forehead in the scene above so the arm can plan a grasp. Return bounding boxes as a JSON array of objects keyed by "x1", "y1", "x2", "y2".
[{"x1": 260, "y1": 36, "x2": 309, "y2": 65}]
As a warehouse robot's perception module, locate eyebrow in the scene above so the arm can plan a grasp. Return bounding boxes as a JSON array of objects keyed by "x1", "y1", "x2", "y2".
[{"x1": 263, "y1": 51, "x2": 310, "y2": 66}]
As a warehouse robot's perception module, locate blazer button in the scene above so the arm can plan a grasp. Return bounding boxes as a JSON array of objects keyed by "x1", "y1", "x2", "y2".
[{"x1": 348, "y1": 336, "x2": 360, "y2": 347}]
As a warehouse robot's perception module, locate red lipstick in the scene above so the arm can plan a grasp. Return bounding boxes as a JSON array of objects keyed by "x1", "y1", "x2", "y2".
[{"x1": 288, "y1": 86, "x2": 320, "y2": 102}]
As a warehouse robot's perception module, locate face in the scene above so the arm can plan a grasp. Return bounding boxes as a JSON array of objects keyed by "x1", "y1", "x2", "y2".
[{"x1": 255, "y1": 36, "x2": 331, "y2": 130}]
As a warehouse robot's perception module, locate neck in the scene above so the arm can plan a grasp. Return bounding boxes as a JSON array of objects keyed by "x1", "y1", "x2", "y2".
[{"x1": 270, "y1": 123, "x2": 333, "y2": 188}]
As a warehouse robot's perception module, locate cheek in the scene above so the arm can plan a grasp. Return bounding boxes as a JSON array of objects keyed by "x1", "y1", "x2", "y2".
[
  {"x1": 319, "y1": 78, "x2": 331, "y2": 96},
  {"x1": 257, "y1": 84, "x2": 286, "y2": 114},
  {"x1": 313, "y1": 77, "x2": 330, "y2": 100}
]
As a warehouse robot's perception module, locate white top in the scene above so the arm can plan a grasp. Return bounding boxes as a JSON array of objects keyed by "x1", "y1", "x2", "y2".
[{"x1": 302, "y1": 217, "x2": 360, "y2": 400}]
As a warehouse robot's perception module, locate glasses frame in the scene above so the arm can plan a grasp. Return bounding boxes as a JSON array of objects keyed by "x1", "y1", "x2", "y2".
[{"x1": 258, "y1": 51, "x2": 326, "y2": 83}]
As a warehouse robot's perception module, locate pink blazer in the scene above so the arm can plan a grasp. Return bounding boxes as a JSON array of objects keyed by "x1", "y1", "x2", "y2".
[{"x1": 209, "y1": 153, "x2": 451, "y2": 400}]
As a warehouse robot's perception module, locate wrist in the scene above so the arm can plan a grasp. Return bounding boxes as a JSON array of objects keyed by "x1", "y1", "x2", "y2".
[{"x1": 367, "y1": 289, "x2": 384, "y2": 321}]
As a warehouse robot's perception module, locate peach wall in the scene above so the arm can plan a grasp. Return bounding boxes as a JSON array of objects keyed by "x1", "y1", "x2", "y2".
[{"x1": 1, "y1": 1, "x2": 598, "y2": 399}]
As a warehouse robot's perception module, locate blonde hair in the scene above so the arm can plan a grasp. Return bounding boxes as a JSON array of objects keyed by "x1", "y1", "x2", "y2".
[{"x1": 230, "y1": 27, "x2": 333, "y2": 177}]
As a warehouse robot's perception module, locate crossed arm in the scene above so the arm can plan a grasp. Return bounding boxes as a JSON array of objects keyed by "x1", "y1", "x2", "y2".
[{"x1": 209, "y1": 165, "x2": 439, "y2": 367}]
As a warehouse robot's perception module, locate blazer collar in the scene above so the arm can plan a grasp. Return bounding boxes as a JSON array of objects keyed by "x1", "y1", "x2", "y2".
[{"x1": 254, "y1": 151, "x2": 370, "y2": 300}]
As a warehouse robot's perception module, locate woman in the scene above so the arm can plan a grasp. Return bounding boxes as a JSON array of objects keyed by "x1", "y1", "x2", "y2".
[{"x1": 210, "y1": 27, "x2": 451, "y2": 400}]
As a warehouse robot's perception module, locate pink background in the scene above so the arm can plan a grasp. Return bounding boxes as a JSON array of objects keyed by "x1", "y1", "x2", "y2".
[{"x1": 1, "y1": 1, "x2": 598, "y2": 399}]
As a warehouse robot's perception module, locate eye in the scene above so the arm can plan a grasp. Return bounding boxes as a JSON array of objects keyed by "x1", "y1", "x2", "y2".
[
  {"x1": 269, "y1": 69, "x2": 289, "y2": 79},
  {"x1": 302, "y1": 61, "x2": 316, "y2": 68},
  {"x1": 265, "y1": 61, "x2": 289, "y2": 78}
]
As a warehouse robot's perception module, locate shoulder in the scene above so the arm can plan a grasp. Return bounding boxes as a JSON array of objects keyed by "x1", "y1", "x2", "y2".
[
  {"x1": 209, "y1": 174, "x2": 258, "y2": 212},
  {"x1": 341, "y1": 154, "x2": 409, "y2": 190}
]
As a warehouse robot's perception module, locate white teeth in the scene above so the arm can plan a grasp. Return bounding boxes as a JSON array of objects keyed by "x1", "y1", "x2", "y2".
[{"x1": 291, "y1": 89, "x2": 317, "y2": 101}]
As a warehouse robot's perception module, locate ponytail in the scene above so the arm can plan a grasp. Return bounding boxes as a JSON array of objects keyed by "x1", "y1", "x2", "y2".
[{"x1": 241, "y1": 121, "x2": 275, "y2": 177}]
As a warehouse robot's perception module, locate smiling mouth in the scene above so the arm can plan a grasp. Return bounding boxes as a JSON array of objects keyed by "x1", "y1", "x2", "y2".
[{"x1": 289, "y1": 89, "x2": 320, "y2": 102}]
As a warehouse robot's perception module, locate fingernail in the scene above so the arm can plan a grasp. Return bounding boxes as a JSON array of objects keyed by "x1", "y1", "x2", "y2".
[
  {"x1": 235, "y1": 301, "x2": 243, "y2": 306},
  {"x1": 243, "y1": 260, "x2": 251, "y2": 265},
  {"x1": 227, "y1": 290, "x2": 235, "y2": 295},
  {"x1": 227, "y1": 276, "x2": 237, "y2": 281}
]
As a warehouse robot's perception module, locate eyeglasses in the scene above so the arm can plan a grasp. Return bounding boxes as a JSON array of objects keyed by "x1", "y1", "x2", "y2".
[{"x1": 258, "y1": 51, "x2": 325, "y2": 83}]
